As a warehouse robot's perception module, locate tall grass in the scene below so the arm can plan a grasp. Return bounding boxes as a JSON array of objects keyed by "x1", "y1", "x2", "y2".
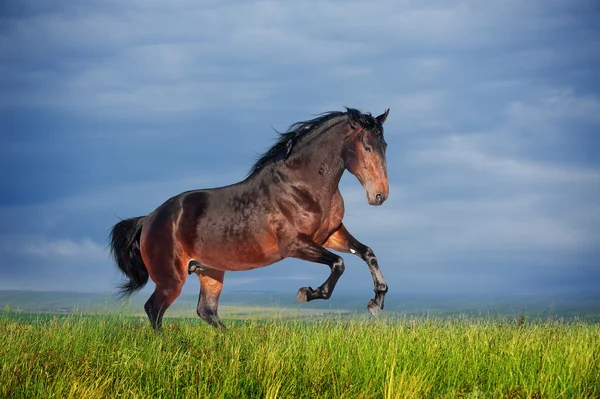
[{"x1": 1, "y1": 311, "x2": 599, "y2": 398}]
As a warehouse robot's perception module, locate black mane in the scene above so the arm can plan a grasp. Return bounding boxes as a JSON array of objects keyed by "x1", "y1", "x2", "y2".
[{"x1": 249, "y1": 108, "x2": 380, "y2": 175}]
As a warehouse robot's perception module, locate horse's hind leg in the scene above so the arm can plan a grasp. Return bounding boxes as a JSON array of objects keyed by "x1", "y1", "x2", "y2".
[
  {"x1": 143, "y1": 258, "x2": 186, "y2": 330},
  {"x1": 195, "y1": 268, "x2": 226, "y2": 328},
  {"x1": 144, "y1": 281, "x2": 184, "y2": 330},
  {"x1": 145, "y1": 291, "x2": 176, "y2": 330}
]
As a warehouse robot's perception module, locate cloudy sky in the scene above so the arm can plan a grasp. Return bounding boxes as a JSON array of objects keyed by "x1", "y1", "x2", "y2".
[{"x1": 1, "y1": 0, "x2": 599, "y2": 300}]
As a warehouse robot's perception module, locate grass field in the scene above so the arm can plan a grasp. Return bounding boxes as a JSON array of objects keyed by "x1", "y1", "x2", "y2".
[{"x1": 2, "y1": 310, "x2": 599, "y2": 398}]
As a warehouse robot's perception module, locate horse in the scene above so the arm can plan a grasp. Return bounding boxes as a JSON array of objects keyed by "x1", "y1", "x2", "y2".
[{"x1": 110, "y1": 107, "x2": 390, "y2": 329}]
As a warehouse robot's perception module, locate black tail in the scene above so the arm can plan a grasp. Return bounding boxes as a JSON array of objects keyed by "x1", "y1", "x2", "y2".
[{"x1": 109, "y1": 216, "x2": 148, "y2": 297}]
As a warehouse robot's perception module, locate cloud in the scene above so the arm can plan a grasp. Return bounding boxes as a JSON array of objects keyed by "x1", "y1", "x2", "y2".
[
  {"x1": 344, "y1": 191, "x2": 599, "y2": 253},
  {"x1": 5, "y1": 0, "x2": 597, "y2": 116},
  {"x1": 388, "y1": 91, "x2": 449, "y2": 129},
  {"x1": 410, "y1": 135, "x2": 600, "y2": 183},
  {"x1": 0, "y1": 171, "x2": 240, "y2": 237},
  {"x1": 1, "y1": 0, "x2": 599, "y2": 296},
  {"x1": 506, "y1": 89, "x2": 600, "y2": 126},
  {"x1": 25, "y1": 237, "x2": 106, "y2": 259}
]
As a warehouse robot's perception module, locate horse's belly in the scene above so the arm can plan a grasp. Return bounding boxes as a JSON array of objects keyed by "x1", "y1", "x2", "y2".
[{"x1": 191, "y1": 233, "x2": 283, "y2": 272}]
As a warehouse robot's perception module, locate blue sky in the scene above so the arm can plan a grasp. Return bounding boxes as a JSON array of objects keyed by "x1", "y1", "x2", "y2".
[{"x1": 1, "y1": 0, "x2": 599, "y2": 298}]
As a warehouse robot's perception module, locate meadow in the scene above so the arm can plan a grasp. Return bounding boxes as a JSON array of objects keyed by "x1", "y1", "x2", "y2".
[{"x1": 2, "y1": 309, "x2": 599, "y2": 399}]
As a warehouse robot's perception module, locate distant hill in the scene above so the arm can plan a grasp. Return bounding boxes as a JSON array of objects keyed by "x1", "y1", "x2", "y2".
[{"x1": 1, "y1": 290, "x2": 599, "y2": 321}]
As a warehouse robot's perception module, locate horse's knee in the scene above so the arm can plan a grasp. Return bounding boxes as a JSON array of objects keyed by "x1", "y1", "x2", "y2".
[
  {"x1": 363, "y1": 247, "x2": 379, "y2": 265},
  {"x1": 332, "y1": 257, "x2": 345, "y2": 275}
]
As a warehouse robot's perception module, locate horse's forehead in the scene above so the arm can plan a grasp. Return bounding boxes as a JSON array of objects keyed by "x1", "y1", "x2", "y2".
[{"x1": 363, "y1": 126, "x2": 384, "y2": 141}]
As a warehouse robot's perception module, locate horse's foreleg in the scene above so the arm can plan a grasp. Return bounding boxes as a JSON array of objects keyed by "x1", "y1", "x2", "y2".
[
  {"x1": 324, "y1": 223, "x2": 388, "y2": 316},
  {"x1": 284, "y1": 234, "x2": 345, "y2": 302},
  {"x1": 196, "y1": 268, "x2": 226, "y2": 329}
]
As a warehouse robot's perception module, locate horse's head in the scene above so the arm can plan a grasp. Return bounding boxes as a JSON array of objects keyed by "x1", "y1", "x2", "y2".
[{"x1": 343, "y1": 108, "x2": 390, "y2": 206}]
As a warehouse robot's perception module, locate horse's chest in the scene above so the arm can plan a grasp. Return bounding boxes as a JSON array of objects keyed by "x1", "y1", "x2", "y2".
[
  {"x1": 273, "y1": 185, "x2": 344, "y2": 243},
  {"x1": 311, "y1": 200, "x2": 344, "y2": 244}
]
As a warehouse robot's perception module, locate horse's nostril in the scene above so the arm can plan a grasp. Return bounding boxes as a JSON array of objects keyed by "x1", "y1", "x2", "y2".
[{"x1": 375, "y1": 193, "x2": 383, "y2": 204}]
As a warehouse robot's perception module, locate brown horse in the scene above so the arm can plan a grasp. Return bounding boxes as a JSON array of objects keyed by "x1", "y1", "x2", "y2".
[{"x1": 110, "y1": 108, "x2": 390, "y2": 328}]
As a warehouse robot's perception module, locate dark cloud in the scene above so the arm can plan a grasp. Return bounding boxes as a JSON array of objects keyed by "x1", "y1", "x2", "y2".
[{"x1": 1, "y1": 0, "x2": 599, "y2": 296}]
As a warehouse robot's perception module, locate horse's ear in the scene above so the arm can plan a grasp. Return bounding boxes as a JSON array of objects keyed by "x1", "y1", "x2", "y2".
[
  {"x1": 376, "y1": 108, "x2": 390, "y2": 125},
  {"x1": 346, "y1": 108, "x2": 361, "y2": 129}
]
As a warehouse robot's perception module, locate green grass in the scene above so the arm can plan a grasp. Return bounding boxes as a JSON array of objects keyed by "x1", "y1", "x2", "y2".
[{"x1": 1, "y1": 311, "x2": 599, "y2": 398}]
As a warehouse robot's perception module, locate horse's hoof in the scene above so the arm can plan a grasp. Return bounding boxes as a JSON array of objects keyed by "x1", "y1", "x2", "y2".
[
  {"x1": 296, "y1": 287, "x2": 312, "y2": 303},
  {"x1": 367, "y1": 299, "x2": 381, "y2": 317}
]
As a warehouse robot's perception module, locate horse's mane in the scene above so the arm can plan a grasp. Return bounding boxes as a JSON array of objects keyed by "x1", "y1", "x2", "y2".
[{"x1": 248, "y1": 108, "x2": 380, "y2": 175}]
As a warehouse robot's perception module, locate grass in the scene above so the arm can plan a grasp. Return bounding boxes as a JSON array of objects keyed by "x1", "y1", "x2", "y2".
[{"x1": 1, "y1": 310, "x2": 599, "y2": 398}]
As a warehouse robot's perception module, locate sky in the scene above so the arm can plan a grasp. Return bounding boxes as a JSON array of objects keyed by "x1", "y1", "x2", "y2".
[{"x1": 1, "y1": 0, "x2": 599, "y2": 300}]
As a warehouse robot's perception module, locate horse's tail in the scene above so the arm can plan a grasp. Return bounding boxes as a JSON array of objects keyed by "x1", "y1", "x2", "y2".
[{"x1": 109, "y1": 216, "x2": 148, "y2": 297}]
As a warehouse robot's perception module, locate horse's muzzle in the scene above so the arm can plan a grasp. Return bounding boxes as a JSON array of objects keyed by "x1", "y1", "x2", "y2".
[{"x1": 368, "y1": 192, "x2": 387, "y2": 206}]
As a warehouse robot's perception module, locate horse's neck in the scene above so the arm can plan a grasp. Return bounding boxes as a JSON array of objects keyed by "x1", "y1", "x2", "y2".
[{"x1": 285, "y1": 129, "x2": 346, "y2": 189}]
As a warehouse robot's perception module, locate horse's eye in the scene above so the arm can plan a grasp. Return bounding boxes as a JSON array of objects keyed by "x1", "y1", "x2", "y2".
[{"x1": 364, "y1": 146, "x2": 372, "y2": 152}]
